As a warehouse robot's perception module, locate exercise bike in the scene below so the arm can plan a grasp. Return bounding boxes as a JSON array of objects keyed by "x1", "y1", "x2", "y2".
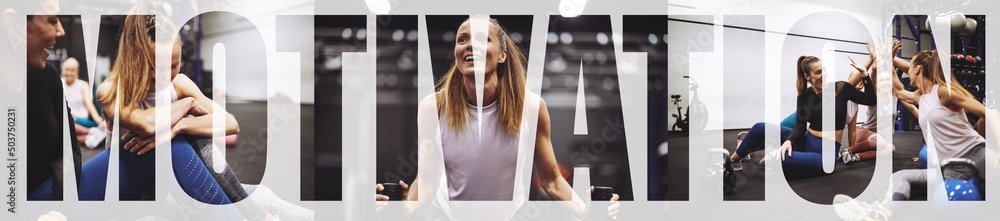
[
  {"x1": 670, "y1": 94, "x2": 689, "y2": 133},
  {"x1": 670, "y1": 76, "x2": 707, "y2": 134}
]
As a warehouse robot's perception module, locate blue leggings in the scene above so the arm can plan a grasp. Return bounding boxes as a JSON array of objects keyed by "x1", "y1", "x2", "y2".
[
  {"x1": 27, "y1": 148, "x2": 110, "y2": 200},
  {"x1": 734, "y1": 122, "x2": 841, "y2": 179},
  {"x1": 29, "y1": 136, "x2": 243, "y2": 216},
  {"x1": 74, "y1": 117, "x2": 98, "y2": 128}
]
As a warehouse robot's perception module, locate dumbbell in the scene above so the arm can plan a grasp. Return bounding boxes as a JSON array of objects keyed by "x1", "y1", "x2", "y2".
[
  {"x1": 940, "y1": 158, "x2": 983, "y2": 201},
  {"x1": 379, "y1": 183, "x2": 403, "y2": 200},
  {"x1": 592, "y1": 186, "x2": 614, "y2": 201}
]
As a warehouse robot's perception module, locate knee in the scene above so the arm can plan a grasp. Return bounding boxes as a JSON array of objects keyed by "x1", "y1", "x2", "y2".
[{"x1": 170, "y1": 136, "x2": 193, "y2": 149}]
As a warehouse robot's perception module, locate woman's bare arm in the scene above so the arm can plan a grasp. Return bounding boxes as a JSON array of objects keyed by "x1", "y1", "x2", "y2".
[
  {"x1": 96, "y1": 81, "x2": 197, "y2": 137},
  {"x1": 80, "y1": 82, "x2": 104, "y2": 125},
  {"x1": 172, "y1": 74, "x2": 240, "y2": 136}
]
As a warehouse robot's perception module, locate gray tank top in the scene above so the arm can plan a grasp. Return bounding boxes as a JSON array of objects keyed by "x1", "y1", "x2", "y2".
[
  {"x1": 861, "y1": 105, "x2": 878, "y2": 132},
  {"x1": 918, "y1": 84, "x2": 985, "y2": 161},
  {"x1": 438, "y1": 99, "x2": 518, "y2": 200}
]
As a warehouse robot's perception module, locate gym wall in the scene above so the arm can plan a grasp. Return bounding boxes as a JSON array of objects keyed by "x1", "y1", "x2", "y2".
[{"x1": 666, "y1": 0, "x2": 881, "y2": 130}]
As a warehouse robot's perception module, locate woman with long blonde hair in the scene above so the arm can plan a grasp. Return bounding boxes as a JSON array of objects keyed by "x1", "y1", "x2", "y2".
[
  {"x1": 94, "y1": 2, "x2": 312, "y2": 220},
  {"x1": 374, "y1": 17, "x2": 619, "y2": 219},
  {"x1": 833, "y1": 45, "x2": 1000, "y2": 220}
]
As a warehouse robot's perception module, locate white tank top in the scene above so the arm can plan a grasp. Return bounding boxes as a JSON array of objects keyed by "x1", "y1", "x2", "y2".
[
  {"x1": 918, "y1": 84, "x2": 985, "y2": 161},
  {"x1": 62, "y1": 79, "x2": 89, "y2": 119},
  {"x1": 438, "y1": 98, "x2": 518, "y2": 200},
  {"x1": 845, "y1": 101, "x2": 858, "y2": 126}
]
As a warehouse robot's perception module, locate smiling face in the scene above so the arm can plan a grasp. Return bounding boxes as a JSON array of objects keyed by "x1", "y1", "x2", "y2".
[
  {"x1": 803, "y1": 61, "x2": 824, "y2": 88},
  {"x1": 25, "y1": 15, "x2": 64, "y2": 70},
  {"x1": 453, "y1": 20, "x2": 507, "y2": 78},
  {"x1": 61, "y1": 58, "x2": 78, "y2": 84}
]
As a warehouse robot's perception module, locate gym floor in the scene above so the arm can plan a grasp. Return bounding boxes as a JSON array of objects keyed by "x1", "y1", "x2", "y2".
[{"x1": 665, "y1": 129, "x2": 927, "y2": 203}]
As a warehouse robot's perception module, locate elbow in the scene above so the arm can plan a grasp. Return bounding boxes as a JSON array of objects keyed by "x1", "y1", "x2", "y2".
[
  {"x1": 539, "y1": 178, "x2": 562, "y2": 198},
  {"x1": 537, "y1": 172, "x2": 566, "y2": 199},
  {"x1": 227, "y1": 114, "x2": 240, "y2": 135}
]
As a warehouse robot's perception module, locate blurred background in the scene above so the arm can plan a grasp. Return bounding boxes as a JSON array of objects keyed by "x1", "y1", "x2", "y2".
[{"x1": 309, "y1": 15, "x2": 674, "y2": 201}]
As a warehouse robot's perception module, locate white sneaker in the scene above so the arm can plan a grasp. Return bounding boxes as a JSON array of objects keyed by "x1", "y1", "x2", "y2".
[
  {"x1": 84, "y1": 125, "x2": 107, "y2": 149},
  {"x1": 841, "y1": 149, "x2": 859, "y2": 164},
  {"x1": 731, "y1": 159, "x2": 744, "y2": 171},
  {"x1": 832, "y1": 194, "x2": 891, "y2": 221},
  {"x1": 758, "y1": 149, "x2": 782, "y2": 170}
]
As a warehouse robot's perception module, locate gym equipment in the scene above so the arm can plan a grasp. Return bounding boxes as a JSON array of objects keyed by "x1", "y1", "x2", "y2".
[
  {"x1": 591, "y1": 186, "x2": 614, "y2": 201},
  {"x1": 950, "y1": 13, "x2": 966, "y2": 33},
  {"x1": 940, "y1": 158, "x2": 983, "y2": 201},
  {"x1": 380, "y1": 183, "x2": 403, "y2": 200},
  {"x1": 735, "y1": 131, "x2": 747, "y2": 147},
  {"x1": 943, "y1": 179, "x2": 982, "y2": 201},
  {"x1": 918, "y1": 144, "x2": 928, "y2": 168},
  {"x1": 708, "y1": 149, "x2": 739, "y2": 196},
  {"x1": 735, "y1": 131, "x2": 756, "y2": 159},
  {"x1": 670, "y1": 94, "x2": 689, "y2": 133},
  {"x1": 719, "y1": 150, "x2": 739, "y2": 195},
  {"x1": 964, "y1": 18, "x2": 978, "y2": 35}
]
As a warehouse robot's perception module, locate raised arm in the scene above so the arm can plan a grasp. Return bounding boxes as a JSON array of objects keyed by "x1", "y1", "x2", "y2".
[
  {"x1": 900, "y1": 99, "x2": 919, "y2": 119},
  {"x1": 889, "y1": 44, "x2": 918, "y2": 104},
  {"x1": 847, "y1": 42, "x2": 878, "y2": 86},
  {"x1": 841, "y1": 80, "x2": 876, "y2": 106}
]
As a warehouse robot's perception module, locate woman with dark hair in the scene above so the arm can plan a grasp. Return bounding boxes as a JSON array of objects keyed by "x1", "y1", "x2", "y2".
[{"x1": 726, "y1": 45, "x2": 878, "y2": 179}]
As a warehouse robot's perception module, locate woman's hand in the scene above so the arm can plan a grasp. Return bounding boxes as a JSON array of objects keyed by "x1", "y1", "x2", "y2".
[
  {"x1": 120, "y1": 124, "x2": 180, "y2": 155},
  {"x1": 375, "y1": 180, "x2": 410, "y2": 212},
  {"x1": 588, "y1": 186, "x2": 620, "y2": 220},
  {"x1": 866, "y1": 41, "x2": 877, "y2": 62},
  {"x1": 848, "y1": 56, "x2": 867, "y2": 74},
  {"x1": 891, "y1": 40, "x2": 902, "y2": 57},
  {"x1": 188, "y1": 99, "x2": 210, "y2": 116},
  {"x1": 94, "y1": 115, "x2": 105, "y2": 126},
  {"x1": 778, "y1": 140, "x2": 793, "y2": 161}
]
